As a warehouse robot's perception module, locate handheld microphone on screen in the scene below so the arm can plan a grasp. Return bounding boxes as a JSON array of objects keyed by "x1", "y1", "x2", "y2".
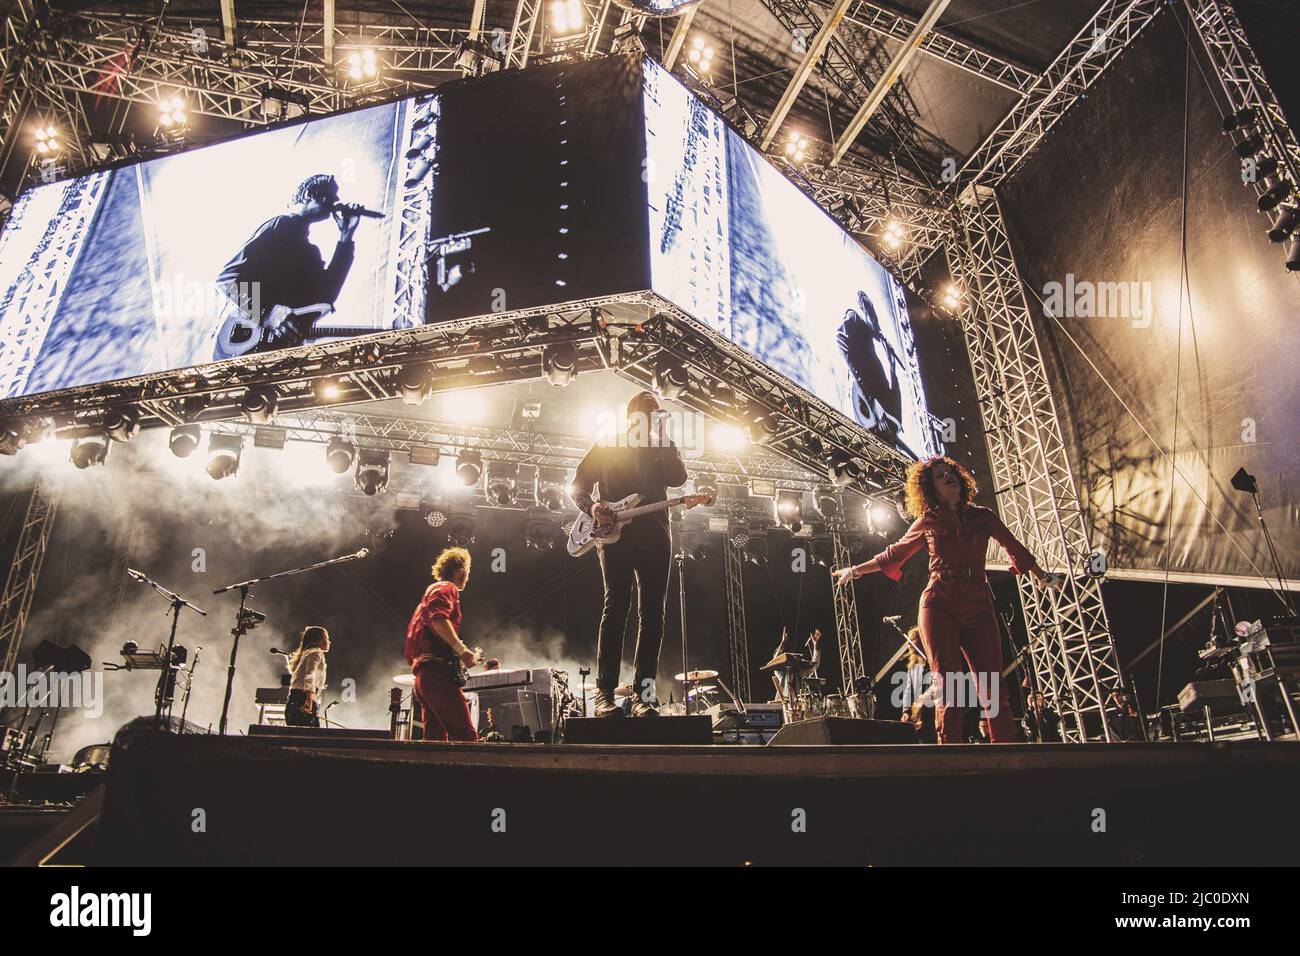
[{"x1": 333, "y1": 202, "x2": 385, "y2": 219}]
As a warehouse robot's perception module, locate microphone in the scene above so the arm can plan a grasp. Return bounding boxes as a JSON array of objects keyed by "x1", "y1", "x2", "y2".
[
  {"x1": 882, "y1": 614, "x2": 903, "y2": 624},
  {"x1": 125, "y1": 568, "x2": 147, "y2": 583},
  {"x1": 356, "y1": 548, "x2": 370, "y2": 559},
  {"x1": 334, "y1": 202, "x2": 384, "y2": 219}
]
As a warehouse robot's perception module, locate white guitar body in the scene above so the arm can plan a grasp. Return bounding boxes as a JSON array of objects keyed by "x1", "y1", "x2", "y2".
[
  {"x1": 567, "y1": 493, "x2": 643, "y2": 557},
  {"x1": 566, "y1": 491, "x2": 714, "y2": 557}
]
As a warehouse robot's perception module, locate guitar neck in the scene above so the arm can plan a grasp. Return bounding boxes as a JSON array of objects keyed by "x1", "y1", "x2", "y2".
[{"x1": 620, "y1": 496, "x2": 690, "y2": 520}]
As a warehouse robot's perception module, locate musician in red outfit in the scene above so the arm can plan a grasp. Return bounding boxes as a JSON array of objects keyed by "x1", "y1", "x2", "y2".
[
  {"x1": 405, "y1": 546, "x2": 479, "y2": 742},
  {"x1": 833, "y1": 456, "x2": 1061, "y2": 742}
]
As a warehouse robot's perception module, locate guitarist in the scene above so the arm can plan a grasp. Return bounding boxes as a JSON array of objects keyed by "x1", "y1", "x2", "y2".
[
  {"x1": 571, "y1": 390, "x2": 688, "y2": 718},
  {"x1": 215, "y1": 173, "x2": 362, "y2": 355},
  {"x1": 404, "y1": 546, "x2": 480, "y2": 741}
]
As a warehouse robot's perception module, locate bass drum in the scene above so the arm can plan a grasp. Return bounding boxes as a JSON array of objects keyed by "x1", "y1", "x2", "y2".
[
  {"x1": 823, "y1": 693, "x2": 850, "y2": 717},
  {"x1": 845, "y1": 691, "x2": 875, "y2": 720}
]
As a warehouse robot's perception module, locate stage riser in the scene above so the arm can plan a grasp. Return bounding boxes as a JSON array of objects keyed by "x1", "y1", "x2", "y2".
[{"x1": 92, "y1": 731, "x2": 1300, "y2": 865}]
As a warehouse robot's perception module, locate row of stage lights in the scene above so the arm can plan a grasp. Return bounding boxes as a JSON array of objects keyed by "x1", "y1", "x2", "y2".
[{"x1": 1223, "y1": 106, "x2": 1300, "y2": 271}]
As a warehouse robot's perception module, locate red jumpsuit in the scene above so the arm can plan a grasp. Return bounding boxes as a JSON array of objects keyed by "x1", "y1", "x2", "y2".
[
  {"x1": 872, "y1": 504, "x2": 1040, "y2": 743},
  {"x1": 404, "y1": 580, "x2": 478, "y2": 742}
]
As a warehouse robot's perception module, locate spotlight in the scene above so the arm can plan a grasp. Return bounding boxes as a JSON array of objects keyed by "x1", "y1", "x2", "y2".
[
  {"x1": 205, "y1": 433, "x2": 243, "y2": 480},
  {"x1": 314, "y1": 377, "x2": 344, "y2": 402},
  {"x1": 325, "y1": 438, "x2": 355, "y2": 474},
  {"x1": 537, "y1": 466, "x2": 569, "y2": 512},
  {"x1": 240, "y1": 385, "x2": 278, "y2": 424},
  {"x1": 653, "y1": 361, "x2": 689, "y2": 401},
  {"x1": 1234, "y1": 133, "x2": 1264, "y2": 158},
  {"x1": 425, "y1": 509, "x2": 447, "y2": 528},
  {"x1": 445, "y1": 514, "x2": 476, "y2": 547},
  {"x1": 941, "y1": 284, "x2": 963, "y2": 311},
  {"x1": 104, "y1": 407, "x2": 140, "y2": 443},
  {"x1": 486, "y1": 461, "x2": 519, "y2": 506},
  {"x1": 1258, "y1": 176, "x2": 1293, "y2": 212},
  {"x1": 344, "y1": 47, "x2": 381, "y2": 83},
  {"x1": 159, "y1": 95, "x2": 188, "y2": 130},
  {"x1": 33, "y1": 123, "x2": 61, "y2": 156},
  {"x1": 744, "y1": 407, "x2": 781, "y2": 445},
  {"x1": 550, "y1": 0, "x2": 586, "y2": 40},
  {"x1": 70, "y1": 435, "x2": 110, "y2": 469},
  {"x1": 813, "y1": 485, "x2": 841, "y2": 518},
  {"x1": 1287, "y1": 235, "x2": 1300, "y2": 272},
  {"x1": 525, "y1": 507, "x2": 559, "y2": 550},
  {"x1": 169, "y1": 424, "x2": 202, "y2": 458},
  {"x1": 686, "y1": 35, "x2": 715, "y2": 75},
  {"x1": 399, "y1": 365, "x2": 431, "y2": 405},
  {"x1": 828, "y1": 450, "x2": 861, "y2": 488},
  {"x1": 882, "y1": 219, "x2": 906, "y2": 250},
  {"x1": 776, "y1": 490, "x2": 803, "y2": 533},
  {"x1": 0, "y1": 421, "x2": 24, "y2": 456},
  {"x1": 543, "y1": 343, "x2": 578, "y2": 387},
  {"x1": 355, "y1": 449, "x2": 390, "y2": 496},
  {"x1": 864, "y1": 498, "x2": 893, "y2": 537},
  {"x1": 784, "y1": 130, "x2": 808, "y2": 163},
  {"x1": 1268, "y1": 206, "x2": 1298, "y2": 242},
  {"x1": 455, "y1": 449, "x2": 483, "y2": 486},
  {"x1": 704, "y1": 380, "x2": 737, "y2": 409},
  {"x1": 1222, "y1": 107, "x2": 1254, "y2": 132}
]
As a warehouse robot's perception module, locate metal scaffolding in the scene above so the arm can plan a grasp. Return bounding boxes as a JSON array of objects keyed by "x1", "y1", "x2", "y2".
[
  {"x1": 0, "y1": 481, "x2": 59, "y2": 676},
  {"x1": 831, "y1": 530, "x2": 865, "y2": 691},
  {"x1": 723, "y1": 529, "x2": 751, "y2": 702}
]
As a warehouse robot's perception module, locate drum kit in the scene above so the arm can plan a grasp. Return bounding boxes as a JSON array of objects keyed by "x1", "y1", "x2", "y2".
[{"x1": 760, "y1": 652, "x2": 874, "y2": 724}]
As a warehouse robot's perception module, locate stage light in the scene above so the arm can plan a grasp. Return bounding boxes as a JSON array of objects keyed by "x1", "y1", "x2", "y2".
[
  {"x1": 1287, "y1": 235, "x2": 1300, "y2": 272},
  {"x1": 744, "y1": 535, "x2": 768, "y2": 567},
  {"x1": 325, "y1": 438, "x2": 355, "y2": 474},
  {"x1": 1268, "y1": 206, "x2": 1298, "y2": 242},
  {"x1": 882, "y1": 219, "x2": 906, "y2": 250},
  {"x1": 686, "y1": 35, "x2": 715, "y2": 75},
  {"x1": 1258, "y1": 176, "x2": 1293, "y2": 212},
  {"x1": 704, "y1": 380, "x2": 737, "y2": 409},
  {"x1": 813, "y1": 484, "x2": 841, "y2": 518},
  {"x1": 744, "y1": 408, "x2": 781, "y2": 445},
  {"x1": 710, "y1": 423, "x2": 747, "y2": 452},
  {"x1": 240, "y1": 385, "x2": 278, "y2": 424},
  {"x1": 653, "y1": 361, "x2": 689, "y2": 401},
  {"x1": 314, "y1": 377, "x2": 343, "y2": 402},
  {"x1": 776, "y1": 490, "x2": 803, "y2": 533},
  {"x1": 205, "y1": 433, "x2": 243, "y2": 480},
  {"x1": 33, "y1": 123, "x2": 60, "y2": 156},
  {"x1": 864, "y1": 498, "x2": 892, "y2": 537},
  {"x1": 941, "y1": 285, "x2": 963, "y2": 311},
  {"x1": 355, "y1": 449, "x2": 390, "y2": 496},
  {"x1": 425, "y1": 509, "x2": 447, "y2": 528},
  {"x1": 784, "y1": 130, "x2": 808, "y2": 163},
  {"x1": 345, "y1": 47, "x2": 381, "y2": 83},
  {"x1": 169, "y1": 424, "x2": 202, "y2": 459},
  {"x1": 455, "y1": 449, "x2": 483, "y2": 486},
  {"x1": 70, "y1": 435, "x2": 110, "y2": 469},
  {"x1": 1222, "y1": 107, "x2": 1254, "y2": 132},
  {"x1": 811, "y1": 537, "x2": 834, "y2": 568},
  {"x1": 694, "y1": 473, "x2": 718, "y2": 501},
  {"x1": 486, "y1": 460, "x2": 519, "y2": 506},
  {"x1": 445, "y1": 514, "x2": 476, "y2": 547},
  {"x1": 525, "y1": 507, "x2": 559, "y2": 551},
  {"x1": 537, "y1": 466, "x2": 569, "y2": 512},
  {"x1": 828, "y1": 450, "x2": 861, "y2": 489},
  {"x1": 103, "y1": 407, "x2": 140, "y2": 443},
  {"x1": 159, "y1": 95, "x2": 188, "y2": 130},
  {"x1": 550, "y1": 0, "x2": 586, "y2": 39},
  {"x1": 543, "y1": 343, "x2": 578, "y2": 386},
  {"x1": 399, "y1": 365, "x2": 431, "y2": 405}
]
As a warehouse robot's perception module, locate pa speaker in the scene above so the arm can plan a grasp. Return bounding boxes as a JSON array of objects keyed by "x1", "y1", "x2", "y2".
[
  {"x1": 768, "y1": 717, "x2": 918, "y2": 745},
  {"x1": 564, "y1": 715, "x2": 712, "y2": 744}
]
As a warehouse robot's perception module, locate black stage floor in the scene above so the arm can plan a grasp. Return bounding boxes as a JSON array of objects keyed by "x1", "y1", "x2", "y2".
[{"x1": 88, "y1": 725, "x2": 1300, "y2": 865}]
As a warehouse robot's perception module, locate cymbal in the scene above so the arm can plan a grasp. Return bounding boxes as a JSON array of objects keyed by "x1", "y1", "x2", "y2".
[
  {"x1": 392, "y1": 674, "x2": 415, "y2": 686},
  {"x1": 675, "y1": 669, "x2": 720, "y2": 683},
  {"x1": 687, "y1": 685, "x2": 718, "y2": 696},
  {"x1": 760, "y1": 653, "x2": 811, "y2": 672}
]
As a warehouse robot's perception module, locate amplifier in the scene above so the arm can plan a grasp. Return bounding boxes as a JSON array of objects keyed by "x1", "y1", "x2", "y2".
[
  {"x1": 466, "y1": 668, "x2": 563, "y2": 742},
  {"x1": 1177, "y1": 679, "x2": 1241, "y2": 713},
  {"x1": 713, "y1": 703, "x2": 784, "y2": 730}
]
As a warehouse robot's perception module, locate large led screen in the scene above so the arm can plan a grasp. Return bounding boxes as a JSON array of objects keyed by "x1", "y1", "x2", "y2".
[
  {"x1": 643, "y1": 61, "x2": 942, "y2": 460},
  {"x1": 0, "y1": 58, "x2": 648, "y2": 401}
]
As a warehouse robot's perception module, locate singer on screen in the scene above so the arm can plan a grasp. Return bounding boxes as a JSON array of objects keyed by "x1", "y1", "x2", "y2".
[{"x1": 211, "y1": 173, "x2": 364, "y2": 360}]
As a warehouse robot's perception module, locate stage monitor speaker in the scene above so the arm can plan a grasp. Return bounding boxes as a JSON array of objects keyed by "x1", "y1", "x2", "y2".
[
  {"x1": 767, "y1": 717, "x2": 918, "y2": 745},
  {"x1": 564, "y1": 715, "x2": 712, "y2": 744}
]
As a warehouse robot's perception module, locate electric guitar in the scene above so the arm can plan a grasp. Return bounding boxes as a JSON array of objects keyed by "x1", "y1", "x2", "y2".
[
  {"x1": 213, "y1": 302, "x2": 382, "y2": 360},
  {"x1": 566, "y1": 492, "x2": 714, "y2": 557}
]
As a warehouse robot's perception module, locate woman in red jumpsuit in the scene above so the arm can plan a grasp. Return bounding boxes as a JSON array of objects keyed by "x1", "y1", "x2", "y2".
[{"x1": 834, "y1": 456, "x2": 1061, "y2": 743}]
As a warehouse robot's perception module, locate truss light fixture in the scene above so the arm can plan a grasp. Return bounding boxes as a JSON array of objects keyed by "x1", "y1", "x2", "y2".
[
  {"x1": 827, "y1": 450, "x2": 861, "y2": 489},
  {"x1": 159, "y1": 95, "x2": 188, "y2": 130},
  {"x1": 550, "y1": 0, "x2": 586, "y2": 40},
  {"x1": 239, "y1": 385, "x2": 279, "y2": 424},
  {"x1": 206, "y1": 433, "x2": 243, "y2": 480},
  {"x1": 33, "y1": 123, "x2": 61, "y2": 156},
  {"x1": 882, "y1": 218, "x2": 906, "y2": 250},
  {"x1": 325, "y1": 438, "x2": 356, "y2": 474},
  {"x1": 486, "y1": 460, "x2": 519, "y2": 506},
  {"x1": 399, "y1": 364, "x2": 432, "y2": 405},
  {"x1": 169, "y1": 424, "x2": 202, "y2": 459},
  {"x1": 1268, "y1": 205, "x2": 1298, "y2": 243},
  {"x1": 103, "y1": 407, "x2": 141, "y2": 443},
  {"x1": 345, "y1": 47, "x2": 381, "y2": 84},
  {"x1": 653, "y1": 360, "x2": 689, "y2": 401},
  {"x1": 455, "y1": 449, "x2": 483, "y2": 487},
  {"x1": 784, "y1": 130, "x2": 808, "y2": 164},
  {"x1": 70, "y1": 435, "x2": 110, "y2": 469},
  {"x1": 355, "y1": 449, "x2": 391, "y2": 496},
  {"x1": 542, "y1": 343, "x2": 578, "y2": 386},
  {"x1": 686, "y1": 35, "x2": 715, "y2": 76},
  {"x1": 941, "y1": 284, "x2": 963, "y2": 311},
  {"x1": 776, "y1": 490, "x2": 803, "y2": 533}
]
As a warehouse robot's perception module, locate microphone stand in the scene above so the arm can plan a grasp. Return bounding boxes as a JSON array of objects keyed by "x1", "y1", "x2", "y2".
[
  {"x1": 179, "y1": 646, "x2": 201, "y2": 731},
  {"x1": 212, "y1": 549, "x2": 369, "y2": 736},
  {"x1": 126, "y1": 568, "x2": 207, "y2": 724},
  {"x1": 675, "y1": 550, "x2": 690, "y2": 716}
]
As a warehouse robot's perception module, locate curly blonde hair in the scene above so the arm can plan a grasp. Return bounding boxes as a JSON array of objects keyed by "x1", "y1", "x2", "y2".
[
  {"x1": 902, "y1": 456, "x2": 977, "y2": 517},
  {"x1": 432, "y1": 546, "x2": 472, "y2": 582}
]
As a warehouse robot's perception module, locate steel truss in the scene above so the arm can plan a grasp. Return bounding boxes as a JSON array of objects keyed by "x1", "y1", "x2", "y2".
[
  {"x1": 723, "y1": 529, "x2": 752, "y2": 702},
  {"x1": 0, "y1": 481, "x2": 59, "y2": 676},
  {"x1": 1185, "y1": 0, "x2": 1300, "y2": 219},
  {"x1": 947, "y1": 185, "x2": 1123, "y2": 742},
  {"x1": 831, "y1": 530, "x2": 865, "y2": 691}
]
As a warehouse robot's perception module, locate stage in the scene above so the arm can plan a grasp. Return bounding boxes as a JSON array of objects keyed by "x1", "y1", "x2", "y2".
[{"x1": 68, "y1": 724, "x2": 1300, "y2": 866}]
